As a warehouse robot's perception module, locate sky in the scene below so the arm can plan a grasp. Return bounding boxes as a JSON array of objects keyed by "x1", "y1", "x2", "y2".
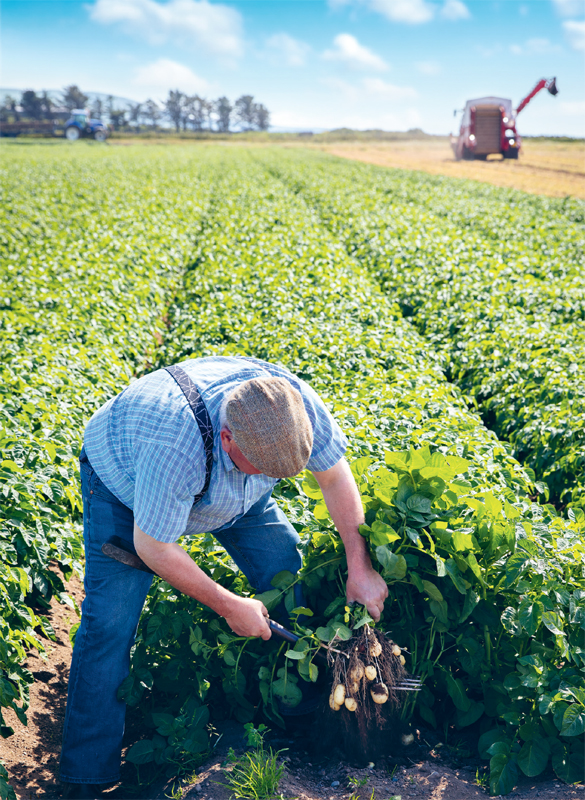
[{"x1": 1, "y1": 0, "x2": 584, "y2": 134}]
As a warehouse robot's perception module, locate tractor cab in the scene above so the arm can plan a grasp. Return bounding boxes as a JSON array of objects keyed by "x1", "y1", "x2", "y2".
[{"x1": 64, "y1": 108, "x2": 109, "y2": 142}]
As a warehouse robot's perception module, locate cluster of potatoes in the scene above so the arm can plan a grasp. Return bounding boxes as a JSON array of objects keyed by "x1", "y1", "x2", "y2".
[{"x1": 329, "y1": 637, "x2": 405, "y2": 712}]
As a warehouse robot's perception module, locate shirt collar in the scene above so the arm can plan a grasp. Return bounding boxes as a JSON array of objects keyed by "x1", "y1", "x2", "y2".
[{"x1": 220, "y1": 444, "x2": 237, "y2": 473}]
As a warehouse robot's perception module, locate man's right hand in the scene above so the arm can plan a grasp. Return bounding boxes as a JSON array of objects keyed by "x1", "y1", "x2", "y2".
[{"x1": 223, "y1": 596, "x2": 272, "y2": 640}]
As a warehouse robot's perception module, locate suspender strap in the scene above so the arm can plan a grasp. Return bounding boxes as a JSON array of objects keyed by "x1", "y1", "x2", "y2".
[{"x1": 165, "y1": 365, "x2": 214, "y2": 505}]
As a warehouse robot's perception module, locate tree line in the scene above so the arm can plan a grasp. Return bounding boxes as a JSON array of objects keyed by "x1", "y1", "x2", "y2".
[{"x1": 0, "y1": 86, "x2": 270, "y2": 133}]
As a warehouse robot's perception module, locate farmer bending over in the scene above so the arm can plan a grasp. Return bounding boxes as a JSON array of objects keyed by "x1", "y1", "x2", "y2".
[{"x1": 59, "y1": 355, "x2": 388, "y2": 798}]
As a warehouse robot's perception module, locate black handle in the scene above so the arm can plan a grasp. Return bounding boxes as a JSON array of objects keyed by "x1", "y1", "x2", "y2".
[{"x1": 268, "y1": 619, "x2": 300, "y2": 644}]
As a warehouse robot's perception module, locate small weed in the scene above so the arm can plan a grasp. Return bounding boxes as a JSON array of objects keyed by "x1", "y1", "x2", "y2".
[
  {"x1": 165, "y1": 781, "x2": 183, "y2": 799},
  {"x1": 348, "y1": 775, "x2": 368, "y2": 788},
  {"x1": 223, "y1": 724, "x2": 286, "y2": 800},
  {"x1": 475, "y1": 767, "x2": 489, "y2": 789}
]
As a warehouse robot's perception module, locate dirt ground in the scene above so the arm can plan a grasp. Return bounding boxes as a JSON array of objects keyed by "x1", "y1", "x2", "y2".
[
  {"x1": 156, "y1": 718, "x2": 585, "y2": 800},
  {"x1": 301, "y1": 139, "x2": 585, "y2": 199},
  {"x1": 1, "y1": 577, "x2": 583, "y2": 800}
]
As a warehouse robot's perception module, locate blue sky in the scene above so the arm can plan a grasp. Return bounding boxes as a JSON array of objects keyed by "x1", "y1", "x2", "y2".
[{"x1": 2, "y1": 0, "x2": 584, "y2": 134}]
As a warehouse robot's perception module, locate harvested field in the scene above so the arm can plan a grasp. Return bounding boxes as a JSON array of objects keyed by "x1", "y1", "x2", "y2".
[{"x1": 301, "y1": 139, "x2": 585, "y2": 198}]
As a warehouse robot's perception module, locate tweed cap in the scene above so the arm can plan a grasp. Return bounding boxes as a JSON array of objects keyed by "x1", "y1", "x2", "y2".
[{"x1": 225, "y1": 377, "x2": 313, "y2": 478}]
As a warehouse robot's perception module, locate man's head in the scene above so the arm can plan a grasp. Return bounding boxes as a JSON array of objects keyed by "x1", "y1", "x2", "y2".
[{"x1": 220, "y1": 377, "x2": 313, "y2": 478}]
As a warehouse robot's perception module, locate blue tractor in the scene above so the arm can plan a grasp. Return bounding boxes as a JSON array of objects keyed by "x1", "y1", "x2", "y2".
[{"x1": 64, "y1": 109, "x2": 109, "y2": 141}]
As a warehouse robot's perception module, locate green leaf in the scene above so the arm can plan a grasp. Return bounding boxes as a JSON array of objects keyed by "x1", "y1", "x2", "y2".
[
  {"x1": 445, "y1": 674, "x2": 471, "y2": 712},
  {"x1": 456, "y1": 700, "x2": 484, "y2": 728},
  {"x1": 445, "y1": 558, "x2": 467, "y2": 595},
  {"x1": 517, "y1": 738, "x2": 550, "y2": 777},
  {"x1": 552, "y1": 744, "x2": 585, "y2": 784},
  {"x1": 542, "y1": 611, "x2": 564, "y2": 636},
  {"x1": 126, "y1": 739, "x2": 155, "y2": 765},
  {"x1": 518, "y1": 600, "x2": 543, "y2": 636},
  {"x1": 422, "y1": 580, "x2": 443, "y2": 602},
  {"x1": 490, "y1": 752, "x2": 518, "y2": 796},
  {"x1": 375, "y1": 546, "x2": 407, "y2": 581},
  {"x1": 560, "y1": 704, "x2": 585, "y2": 737}
]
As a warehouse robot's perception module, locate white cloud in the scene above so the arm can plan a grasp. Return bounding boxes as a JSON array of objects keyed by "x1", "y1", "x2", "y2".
[
  {"x1": 265, "y1": 33, "x2": 310, "y2": 66},
  {"x1": 368, "y1": 0, "x2": 435, "y2": 24},
  {"x1": 563, "y1": 19, "x2": 585, "y2": 50},
  {"x1": 416, "y1": 60, "x2": 441, "y2": 74},
  {"x1": 320, "y1": 76, "x2": 359, "y2": 98},
  {"x1": 551, "y1": 0, "x2": 585, "y2": 17},
  {"x1": 509, "y1": 37, "x2": 561, "y2": 55},
  {"x1": 362, "y1": 77, "x2": 418, "y2": 98},
  {"x1": 440, "y1": 0, "x2": 470, "y2": 20},
  {"x1": 323, "y1": 33, "x2": 389, "y2": 70},
  {"x1": 133, "y1": 58, "x2": 209, "y2": 93},
  {"x1": 89, "y1": 0, "x2": 243, "y2": 57}
]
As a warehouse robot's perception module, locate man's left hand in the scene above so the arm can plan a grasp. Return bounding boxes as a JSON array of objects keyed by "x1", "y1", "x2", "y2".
[{"x1": 346, "y1": 564, "x2": 389, "y2": 622}]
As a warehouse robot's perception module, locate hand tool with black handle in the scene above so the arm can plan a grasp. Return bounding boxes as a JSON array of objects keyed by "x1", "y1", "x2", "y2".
[{"x1": 101, "y1": 537, "x2": 421, "y2": 691}]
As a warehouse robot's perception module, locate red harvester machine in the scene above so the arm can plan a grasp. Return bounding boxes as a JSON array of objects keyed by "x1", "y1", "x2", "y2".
[{"x1": 451, "y1": 77, "x2": 558, "y2": 161}]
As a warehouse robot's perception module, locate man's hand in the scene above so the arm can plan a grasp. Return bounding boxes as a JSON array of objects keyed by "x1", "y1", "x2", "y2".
[
  {"x1": 134, "y1": 524, "x2": 272, "y2": 639},
  {"x1": 313, "y1": 458, "x2": 389, "y2": 622},
  {"x1": 346, "y1": 564, "x2": 389, "y2": 622},
  {"x1": 223, "y1": 596, "x2": 272, "y2": 640}
]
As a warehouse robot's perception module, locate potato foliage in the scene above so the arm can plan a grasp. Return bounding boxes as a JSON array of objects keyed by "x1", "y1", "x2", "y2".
[{"x1": 0, "y1": 146, "x2": 583, "y2": 795}]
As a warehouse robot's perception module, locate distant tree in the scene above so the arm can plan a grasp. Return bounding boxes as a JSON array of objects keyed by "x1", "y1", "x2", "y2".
[
  {"x1": 164, "y1": 90, "x2": 184, "y2": 132},
  {"x1": 21, "y1": 90, "x2": 44, "y2": 120},
  {"x1": 91, "y1": 97, "x2": 105, "y2": 120},
  {"x1": 127, "y1": 102, "x2": 142, "y2": 132},
  {"x1": 62, "y1": 85, "x2": 89, "y2": 111},
  {"x1": 144, "y1": 99, "x2": 161, "y2": 129},
  {"x1": 40, "y1": 91, "x2": 55, "y2": 120},
  {"x1": 254, "y1": 102, "x2": 270, "y2": 131},
  {"x1": 215, "y1": 96, "x2": 233, "y2": 133},
  {"x1": 183, "y1": 95, "x2": 206, "y2": 131},
  {"x1": 109, "y1": 108, "x2": 127, "y2": 130},
  {"x1": 234, "y1": 95, "x2": 256, "y2": 131},
  {"x1": 1, "y1": 95, "x2": 19, "y2": 121}
]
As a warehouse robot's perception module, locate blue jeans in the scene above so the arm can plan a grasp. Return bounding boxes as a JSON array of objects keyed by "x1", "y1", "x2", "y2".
[{"x1": 59, "y1": 450, "x2": 301, "y2": 785}]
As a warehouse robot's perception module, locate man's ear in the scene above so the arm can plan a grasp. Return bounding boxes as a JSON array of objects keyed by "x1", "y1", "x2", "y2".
[{"x1": 220, "y1": 427, "x2": 233, "y2": 452}]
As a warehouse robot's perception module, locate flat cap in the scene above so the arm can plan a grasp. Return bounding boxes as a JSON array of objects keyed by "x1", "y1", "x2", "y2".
[{"x1": 225, "y1": 377, "x2": 313, "y2": 478}]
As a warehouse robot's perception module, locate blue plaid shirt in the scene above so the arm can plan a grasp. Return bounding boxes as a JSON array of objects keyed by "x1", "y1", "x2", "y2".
[{"x1": 84, "y1": 356, "x2": 347, "y2": 543}]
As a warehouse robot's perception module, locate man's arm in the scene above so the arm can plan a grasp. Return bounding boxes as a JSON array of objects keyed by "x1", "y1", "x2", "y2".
[
  {"x1": 312, "y1": 458, "x2": 388, "y2": 621},
  {"x1": 134, "y1": 524, "x2": 272, "y2": 640}
]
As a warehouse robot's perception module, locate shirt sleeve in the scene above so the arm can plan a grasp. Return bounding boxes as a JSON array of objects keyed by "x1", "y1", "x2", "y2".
[
  {"x1": 133, "y1": 442, "x2": 204, "y2": 543},
  {"x1": 296, "y1": 379, "x2": 348, "y2": 472}
]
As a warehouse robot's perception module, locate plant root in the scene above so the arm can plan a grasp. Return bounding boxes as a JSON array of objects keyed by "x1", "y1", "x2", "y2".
[{"x1": 316, "y1": 627, "x2": 410, "y2": 763}]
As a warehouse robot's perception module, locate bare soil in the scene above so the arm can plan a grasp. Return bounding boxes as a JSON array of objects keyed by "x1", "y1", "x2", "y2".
[
  {"x1": 1, "y1": 580, "x2": 583, "y2": 800},
  {"x1": 300, "y1": 139, "x2": 585, "y2": 199}
]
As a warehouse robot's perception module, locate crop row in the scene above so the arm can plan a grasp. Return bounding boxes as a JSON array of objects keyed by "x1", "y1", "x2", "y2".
[
  {"x1": 257, "y1": 150, "x2": 585, "y2": 509},
  {"x1": 0, "y1": 146, "x2": 212, "y2": 744},
  {"x1": 119, "y1": 152, "x2": 584, "y2": 794}
]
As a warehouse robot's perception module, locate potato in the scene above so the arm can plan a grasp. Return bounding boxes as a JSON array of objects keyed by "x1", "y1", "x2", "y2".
[
  {"x1": 350, "y1": 661, "x2": 365, "y2": 682},
  {"x1": 391, "y1": 644, "x2": 401, "y2": 657},
  {"x1": 344, "y1": 697, "x2": 358, "y2": 712},
  {"x1": 369, "y1": 638, "x2": 383, "y2": 658},
  {"x1": 399, "y1": 654, "x2": 406, "y2": 666},
  {"x1": 333, "y1": 683, "x2": 346, "y2": 706},
  {"x1": 365, "y1": 665, "x2": 377, "y2": 681},
  {"x1": 349, "y1": 680, "x2": 361, "y2": 695},
  {"x1": 370, "y1": 682, "x2": 389, "y2": 704},
  {"x1": 401, "y1": 733, "x2": 414, "y2": 746},
  {"x1": 329, "y1": 692, "x2": 341, "y2": 711}
]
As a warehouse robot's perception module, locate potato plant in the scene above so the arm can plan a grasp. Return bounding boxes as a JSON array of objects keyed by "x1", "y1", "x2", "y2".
[
  {"x1": 0, "y1": 146, "x2": 212, "y2": 737},
  {"x1": 258, "y1": 149, "x2": 585, "y2": 509},
  {"x1": 1, "y1": 147, "x2": 583, "y2": 796},
  {"x1": 120, "y1": 157, "x2": 584, "y2": 793}
]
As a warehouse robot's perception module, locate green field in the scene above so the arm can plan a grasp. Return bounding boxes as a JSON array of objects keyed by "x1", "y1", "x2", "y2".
[{"x1": 1, "y1": 144, "x2": 584, "y2": 797}]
